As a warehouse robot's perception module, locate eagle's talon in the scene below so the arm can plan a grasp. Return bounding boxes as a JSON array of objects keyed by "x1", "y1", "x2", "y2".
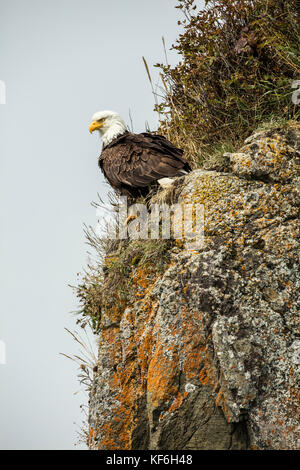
[{"x1": 124, "y1": 215, "x2": 137, "y2": 226}]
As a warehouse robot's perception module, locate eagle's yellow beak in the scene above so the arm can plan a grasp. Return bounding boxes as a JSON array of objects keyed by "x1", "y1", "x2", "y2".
[{"x1": 89, "y1": 120, "x2": 104, "y2": 134}]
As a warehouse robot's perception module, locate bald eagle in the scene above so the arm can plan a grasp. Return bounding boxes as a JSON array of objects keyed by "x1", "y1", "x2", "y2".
[{"x1": 89, "y1": 110, "x2": 191, "y2": 200}]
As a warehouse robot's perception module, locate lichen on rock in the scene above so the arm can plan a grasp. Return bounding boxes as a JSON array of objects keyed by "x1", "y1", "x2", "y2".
[{"x1": 88, "y1": 123, "x2": 300, "y2": 450}]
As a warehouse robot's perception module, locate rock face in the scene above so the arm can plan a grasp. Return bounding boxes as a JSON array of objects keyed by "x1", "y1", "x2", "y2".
[{"x1": 88, "y1": 123, "x2": 300, "y2": 450}]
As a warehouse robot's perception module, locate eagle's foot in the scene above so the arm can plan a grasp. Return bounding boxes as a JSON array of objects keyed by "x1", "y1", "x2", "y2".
[{"x1": 124, "y1": 215, "x2": 138, "y2": 226}]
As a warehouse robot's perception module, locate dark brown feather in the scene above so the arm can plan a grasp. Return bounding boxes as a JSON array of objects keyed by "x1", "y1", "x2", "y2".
[{"x1": 98, "y1": 132, "x2": 191, "y2": 199}]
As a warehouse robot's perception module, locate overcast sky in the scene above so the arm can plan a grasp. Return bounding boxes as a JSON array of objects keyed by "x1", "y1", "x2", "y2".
[{"x1": 0, "y1": 0, "x2": 202, "y2": 450}]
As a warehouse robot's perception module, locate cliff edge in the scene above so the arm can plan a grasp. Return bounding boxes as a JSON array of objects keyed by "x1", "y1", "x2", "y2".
[{"x1": 88, "y1": 123, "x2": 300, "y2": 450}]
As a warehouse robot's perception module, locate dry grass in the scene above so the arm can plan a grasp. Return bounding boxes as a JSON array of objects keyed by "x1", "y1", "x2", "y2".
[{"x1": 60, "y1": 327, "x2": 97, "y2": 392}]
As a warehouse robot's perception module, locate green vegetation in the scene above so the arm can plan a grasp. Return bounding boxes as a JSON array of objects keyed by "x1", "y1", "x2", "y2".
[{"x1": 153, "y1": 0, "x2": 300, "y2": 166}]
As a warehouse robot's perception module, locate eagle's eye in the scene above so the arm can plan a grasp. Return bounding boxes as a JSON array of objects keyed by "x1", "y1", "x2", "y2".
[{"x1": 98, "y1": 118, "x2": 105, "y2": 123}]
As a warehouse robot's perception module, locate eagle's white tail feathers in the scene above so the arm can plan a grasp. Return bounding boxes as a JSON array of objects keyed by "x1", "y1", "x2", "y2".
[
  {"x1": 158, "y1": 168, "x2": 188, "y2": 189},
  {"x1": 158, "y1": 177, "x2": 175, "y2": 189}
]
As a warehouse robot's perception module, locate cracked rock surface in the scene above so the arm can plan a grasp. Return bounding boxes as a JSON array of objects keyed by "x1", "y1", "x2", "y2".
[{"x1": 89, "y1": 123, "x2": 300, "y2": 450}]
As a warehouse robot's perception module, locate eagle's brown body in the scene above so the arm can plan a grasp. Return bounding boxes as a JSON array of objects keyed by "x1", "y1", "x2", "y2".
[{"x1": 98, "y1": 131, "x2": 191, "y2": 199}]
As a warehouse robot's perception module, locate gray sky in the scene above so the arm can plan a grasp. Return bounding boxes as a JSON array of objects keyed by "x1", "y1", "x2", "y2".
[{"x1": 0, "y1": 0, "x2": 192, "y2": 449}]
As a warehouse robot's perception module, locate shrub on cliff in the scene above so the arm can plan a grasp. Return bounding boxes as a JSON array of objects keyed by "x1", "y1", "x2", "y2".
[
  {"x1": 155, "y1": 0, "x2": 300, "y2": 165},
  {"x1": 75, "y1": 215, "x2": 173, "y2": 334}
]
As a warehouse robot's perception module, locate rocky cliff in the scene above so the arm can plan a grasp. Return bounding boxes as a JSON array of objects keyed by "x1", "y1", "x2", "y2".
[{"x1": 88, "y1": 123, "x2": 300, "y2": 450}]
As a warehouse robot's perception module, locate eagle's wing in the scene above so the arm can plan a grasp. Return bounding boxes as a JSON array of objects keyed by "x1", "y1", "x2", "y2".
[{"x1": 99, "y1": 132, "x2": 190, "y2": 191}]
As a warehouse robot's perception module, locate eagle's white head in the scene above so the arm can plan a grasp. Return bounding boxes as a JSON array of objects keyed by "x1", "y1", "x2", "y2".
[{"x1": 89, "y1": 110, "x2": 127, "y2": 147}]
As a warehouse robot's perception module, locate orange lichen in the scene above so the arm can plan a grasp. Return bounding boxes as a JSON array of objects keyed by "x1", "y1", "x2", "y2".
[
  {"x1": 199, "y1": 368, "x2": 209, "y2": 385},
  {"x1": 147, "y1": 343, "x2": 179, "y2": 408},
  {"x1": 168, "y1": 392, "x2": 184, "y2": 413}
]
